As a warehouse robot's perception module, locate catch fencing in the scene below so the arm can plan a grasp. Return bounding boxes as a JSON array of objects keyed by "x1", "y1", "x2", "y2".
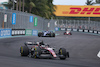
[
  {"x1": 0, "y1": 9, "x2": 55, "y2": 31},
  {"x1": 55, "y1": 19, "x2": 100, "y2": 34},
  {"x1": 56, "y1": 19, "x2": 100, "y2": 31}
]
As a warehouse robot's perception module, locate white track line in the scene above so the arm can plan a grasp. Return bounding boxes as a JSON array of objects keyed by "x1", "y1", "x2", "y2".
[{"x1": 97, "y1": 51, "x2": 100, "y2": 58}]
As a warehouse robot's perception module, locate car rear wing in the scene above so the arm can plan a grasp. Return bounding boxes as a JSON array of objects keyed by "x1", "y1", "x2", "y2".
[{"x1": 24, "y1": 42, "x2": 37, "y2": 46}]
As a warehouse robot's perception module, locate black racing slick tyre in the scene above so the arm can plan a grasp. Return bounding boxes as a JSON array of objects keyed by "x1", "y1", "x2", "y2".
[
  {"x1": 53, "y1": 33, "x2": 55, "y2": 37},
  {"x1": 20, "y1": 46, "x2": 29, "y2": 56},
  {"x1": 59, "y1": 48, "x2": 68, "y2": 60},
  {"x1": 64, "y1": 32, "x2": 66, "y2": 35},
  {"x1": 50, "y1": 33, "x2": 55, "y2": 37},
  {"x1": 38, "y1": 33, "x2": 41, "y2": 37},
  {"x1": 70, "y1": 33, "x2": 72, "y2": 35}
]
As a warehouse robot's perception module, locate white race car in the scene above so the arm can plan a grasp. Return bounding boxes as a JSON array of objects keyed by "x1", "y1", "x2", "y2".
[
  {"x1": 38, "y1": 31, "x2": 55, "y2": 37},
  {"x1": 64, "y1": 31, "x2": 72, "y2": 35}
]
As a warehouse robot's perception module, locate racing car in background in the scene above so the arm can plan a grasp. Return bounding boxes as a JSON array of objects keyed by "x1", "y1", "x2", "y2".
[
  {"x1": 20, "y1": 41, "x2": 69, "y2": 60},
  {"x1": 38, "y1": 31, "x2": 55, "y2": 37},
  {"x1": 64, "y1": 31, "x2": 72, "y2": 35}
]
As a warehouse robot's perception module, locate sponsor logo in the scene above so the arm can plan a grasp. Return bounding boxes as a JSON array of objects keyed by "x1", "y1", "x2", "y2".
[
  {"x1": 98, "y1": 31, "x2": 100, "y2": 34},
  {"x1": 63, "y1": 7, "x2": 100, "y2": 15},
  {"x1": 79, "y1": 29, "x2": 83, "y2": 32},
  {"x1": 94, "y1": 31, "x2": 97, "y2": 33},
  {"x1": 55, "y1": 27, "x2": 59, "y2": 31},
  {"x1": 32, "y1": 30, "x2": 38, "y2": 36},
  {"x1": 0, "y1": 29, "x2": 11, "y2": 37},
  {"x1": 73, "y1": 29, "x2": 77, "y2": 31},
  {"x1": 89, "y1": 30, "x2": 93, "y2": 33},
  {"x1": 61, "y1": 28, "x2": 65, "y2": 31},
  {"x1": 84, "y1": 30, "x2": 88, "y2": 32},
  {"x1": 12, "y1": 13, "x2": 16, "y2": 25}
]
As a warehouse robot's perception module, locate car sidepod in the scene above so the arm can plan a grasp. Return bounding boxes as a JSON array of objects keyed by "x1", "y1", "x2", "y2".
[{"x1": 46, "y1": 48, "x2": 57, "y2": 58}]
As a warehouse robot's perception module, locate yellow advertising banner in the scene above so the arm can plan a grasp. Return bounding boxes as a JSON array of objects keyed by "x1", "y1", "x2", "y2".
[{"x1": 54, "y1": 5, "x2": 100, "y2": 17}]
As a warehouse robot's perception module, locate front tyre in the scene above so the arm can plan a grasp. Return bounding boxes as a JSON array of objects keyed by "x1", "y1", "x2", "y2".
[
  {"x1": 58, "y1": 48, "x2": 68, "y2": 60},
  {"x1": 50, "y1": 33, "x2": 55, "y2": 37}
]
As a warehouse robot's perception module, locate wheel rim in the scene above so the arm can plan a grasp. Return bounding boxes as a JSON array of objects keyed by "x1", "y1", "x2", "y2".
[
  {"x1": 20, "y1": 47, "x2": 23, "y2": 56},
  {"x1": 60, "y1": 49, "x2": 62, "y2": 55}
]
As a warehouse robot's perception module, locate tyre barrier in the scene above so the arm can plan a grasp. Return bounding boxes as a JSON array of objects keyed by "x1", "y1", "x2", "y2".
[
  {"x1": 89, "y1": 30, "x2": 94, "y2": 33},
  {"x1": 55, "y1": 28, "x2": 100, "y2": 35},
  {"x1": 98, "y1": 31, "x2": 100, "y2": 34},
  {"x1": 12, "y1": 29, "x2": 25, "y2": 36},
  {"x1": 78, "y1": 29, "x2": 83, "y2": 32}
]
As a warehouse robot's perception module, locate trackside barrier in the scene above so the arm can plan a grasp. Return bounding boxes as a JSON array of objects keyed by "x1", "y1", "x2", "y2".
[
  {"x1": 67, "y1": 28, "x2": 72, "y2": 31},
  {"x1": 93, "y1": 30, "x2": 98, "y2": 34},
  {"x1": 55, "y1": 27, "x2": 60, "y2": 31},
  {"x1": 60, "y1": 27, "x2": 65, "y2": 31},
  {"x1": 12, "y1": 29, "x2": 25, "y2": 36},
  {"x1": 98, "y1": 31, "x2": 100, "y2": 34},
  {"x1": 78, "y1": 29, "x2": 83, "y2": 32},
  {"x1": 25, "y1": 29, "x2": 32, "y2": 36},
  {"x1": 84, "y1": 29, "x2": 89, "y2": 33},
  {"x1": 0, "y1": 29, "x2": 11, "y2": 37},
  {"x1": 73, "y1": 29, "x2": 78, "y2": 31},
  {"x1": 32, "y1": 30, "x2": 38, "y2": 36},
  {"x1": 12, "y1": 29, "x2": 38, "y2": 36},
  {"x1": 89, "y1": 30, "x2": 93, "y2": 33},
  {"x1": 57, "y1": 28, "x2": 100, "y2": 35}
]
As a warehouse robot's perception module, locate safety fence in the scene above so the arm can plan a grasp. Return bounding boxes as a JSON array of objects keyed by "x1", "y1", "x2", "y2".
[
  {"x1": 0, "y1": 29, "x2": 39, "y2": 37},
  {"x1": 55, "y1": 19, "x2": 100, "y2": 35},
  {"x1": 55, "y1": 19, "x2": 100, "y2": 31},
  {"x1": 55, "y1": 27, "x2": 100, "y2": 35},
  {"x1": 0, "y1": 9, "x2": 55, "y2": 31}
]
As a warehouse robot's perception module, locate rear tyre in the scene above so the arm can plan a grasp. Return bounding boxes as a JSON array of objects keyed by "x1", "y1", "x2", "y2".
[
  {"x1": 20, "y1": 46, "x2": 29, "y2": 56},
  {"x1": 66, "y1": 52, "x2": 69, "y2": 58},
  {"x1": 53, "y1": 33, "x2": 55, "y2": 37},
  {"x1": 59, "y1": 48, "x2": 67, "y2": 60},
  {"x1": 38, "y1": 33, "x2": 41, "y2": 37},
  {"x1": 64, "y1": 32, "x2": 66, "y2": 35},
  {"x1": 70, "y1": 32, "x2": 72, "y2": 35}
]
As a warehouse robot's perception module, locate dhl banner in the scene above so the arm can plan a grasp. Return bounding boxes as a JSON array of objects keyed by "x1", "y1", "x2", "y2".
[{"x1": 54, "y1": 5, "x2": 100, "y2": 17}]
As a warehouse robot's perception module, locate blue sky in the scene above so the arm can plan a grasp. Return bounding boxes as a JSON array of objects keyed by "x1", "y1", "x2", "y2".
[
  {"x1": 0, "y1": 0, "x2": 96, "y2": 5},
  {"x1": 53, "y1": 0, "x2": 95, "y2": 5},
  {"x1": 0, "y1": 0, "x2": 8, "y2": 3}
]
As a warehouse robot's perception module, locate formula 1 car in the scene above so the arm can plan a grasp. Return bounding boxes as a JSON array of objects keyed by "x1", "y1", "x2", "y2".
[
  {"x1": 38, "y1": 31, "x2": 55, "y2": 37},
  {"x1": 64, "y1": 31, "x2": 72, "y2": 35},
  {"x1": 20, "y1": 41, "x2": 69, "y2": 60}
]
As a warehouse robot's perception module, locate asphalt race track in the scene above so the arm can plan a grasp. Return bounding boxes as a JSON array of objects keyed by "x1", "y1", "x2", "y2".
[{"x1": 0, "y1": 31, "x2": 100, "y2": 67}]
